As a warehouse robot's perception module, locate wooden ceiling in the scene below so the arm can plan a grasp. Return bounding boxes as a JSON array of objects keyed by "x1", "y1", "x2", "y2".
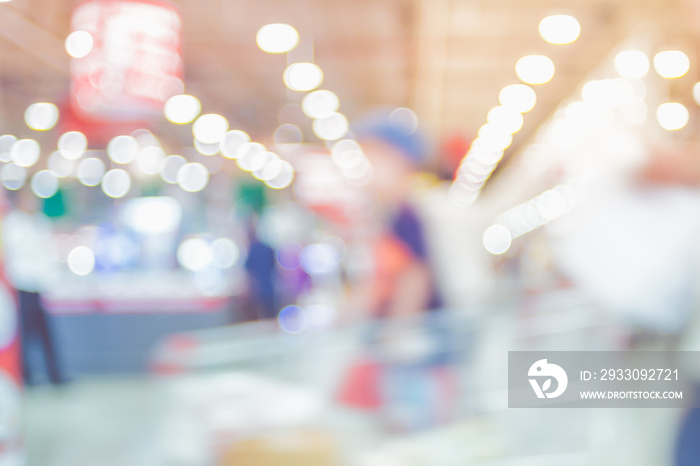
[{"x1": 0, "y1": 0, "x2": 696, "y2": 162}]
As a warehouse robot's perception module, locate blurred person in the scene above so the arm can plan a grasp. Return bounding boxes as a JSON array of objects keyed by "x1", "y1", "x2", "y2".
[
  {"x1": 338, "y1": 110, "x2": 459, "y2": 431},
  {"x1": 675, "y1": 391, "x2": 700, "y2": 466},
  {"x1": 674, "y1": 306, "x2": 700, "y2": 466},
  {"x1": 2, "y1": 189, "x2": 64, "y2": 385},
  {"x1": 549, "y1": 139, "x2": 700, "y2": 464},
  {"x1": 349, "y1": 112, "x2": 442, "y2": 320},
  {"x1": 241, "y1": 215, "x2": 278, "y2": 321}
]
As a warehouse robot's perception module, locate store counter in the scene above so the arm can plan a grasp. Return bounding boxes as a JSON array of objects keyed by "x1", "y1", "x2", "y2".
[{"x1": 40, "y1": 270, "x2": 234, "y2": 376}]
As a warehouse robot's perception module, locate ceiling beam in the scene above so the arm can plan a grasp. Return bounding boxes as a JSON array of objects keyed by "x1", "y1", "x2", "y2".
[{"x1": 0, "y1": 5, "x2": 69, "y2": 75}]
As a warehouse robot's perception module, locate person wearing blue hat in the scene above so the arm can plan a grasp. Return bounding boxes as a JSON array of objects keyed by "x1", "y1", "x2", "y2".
[
  {"x1": 352, "y1": 108, "x2": 442, "y2": 319},
  {"x1": 338, "y1": 110, "x2": 458, "y2": 432}
]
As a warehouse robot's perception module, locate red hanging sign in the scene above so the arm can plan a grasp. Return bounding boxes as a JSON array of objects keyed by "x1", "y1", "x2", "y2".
[{"x1": 69, "y1": 0, "x2": 183, "y2": 122}]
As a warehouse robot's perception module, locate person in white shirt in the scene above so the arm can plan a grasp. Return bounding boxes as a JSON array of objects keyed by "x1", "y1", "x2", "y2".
[{"x1": 2, "y1": 189, "x2": 63, "y2": 385}]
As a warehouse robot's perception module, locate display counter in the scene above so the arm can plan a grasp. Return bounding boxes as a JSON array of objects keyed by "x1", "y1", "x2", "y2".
[{"x1": 40, "y1": 270, "x2": 234, "y2": 376}]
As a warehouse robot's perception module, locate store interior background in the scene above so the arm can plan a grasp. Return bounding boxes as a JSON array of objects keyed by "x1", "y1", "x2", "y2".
[{"x1": 1, "y1": 0, "x2": 700, "y2": 465}]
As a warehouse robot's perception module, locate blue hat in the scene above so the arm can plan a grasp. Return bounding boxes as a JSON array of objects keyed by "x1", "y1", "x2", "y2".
[{"x1": 353, "y1": 108, "x2": 428, "y2": 165}]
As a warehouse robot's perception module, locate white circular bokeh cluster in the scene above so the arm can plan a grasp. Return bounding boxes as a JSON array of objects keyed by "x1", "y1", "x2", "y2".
[
  {"x1": 177, "y1": 237, "x2": 240, "y2": 272},
  {"x1": 330, "y1": 139, "x2": 372, "y2": 186}
]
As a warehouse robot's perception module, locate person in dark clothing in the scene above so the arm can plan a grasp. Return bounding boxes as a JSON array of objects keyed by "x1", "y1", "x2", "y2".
[
  {"x1": 244, "y1": 238, "x2": 277, "y2": 320},
  {"x1": 16, "y1": 291, "x2": 62, "y2": 385},
  {"x1": 2, "y1": 189, "x2": 64, "y2": 385},
  {"x1": 675, "y1": 387, "x2": 700, "y2": 466},
  {"x1": 239, "y1": 213, "x2": 279, "y2": 322}
]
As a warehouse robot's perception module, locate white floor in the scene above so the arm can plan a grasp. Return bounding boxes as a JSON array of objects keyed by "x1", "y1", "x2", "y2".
[
  {"x1": 24, "y1": 379, "x2": 163, "y2": 466},
  {"x1": 20, "y1": 300, "x2": 689, "y2": 466},
  {"x1": 21, "y1": 358, "x2": 686, "y2": 465}
]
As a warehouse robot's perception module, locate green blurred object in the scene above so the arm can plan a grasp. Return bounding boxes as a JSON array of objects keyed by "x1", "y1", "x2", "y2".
[
  {"x1": 237, "y1": 180, "x2": 267, "y2": 214},
  {"x1": 43, "y1": 188, "x2": 67, "y2": 218},
  {"x1": 141, "y1": 182, "x2": 161, "y2": 197}
]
